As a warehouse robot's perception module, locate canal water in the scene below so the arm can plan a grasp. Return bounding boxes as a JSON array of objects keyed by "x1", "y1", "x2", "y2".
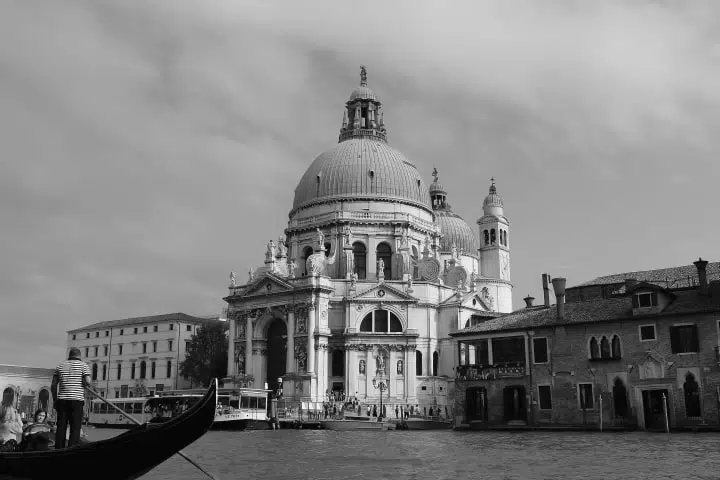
[{"x1": 89, "y1": 429, "x2": 720, "y2": 479}]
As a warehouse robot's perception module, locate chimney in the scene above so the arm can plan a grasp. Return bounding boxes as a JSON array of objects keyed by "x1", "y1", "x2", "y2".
[
  {"x1": 542, "y1": 274, "x2": 551, "y2": 307},
  {"x1": 523, "y1": 295, "x2": 535, "y2": 308},
  {"x1": 694, "y1": 257, "x2": 708, "y2": 295},
  {"x1": 625, "y1": 278, "x2": 638, "y2": 291},
  {"x1": 551, "y1": 277, "x2": 567, "y2": 320}
]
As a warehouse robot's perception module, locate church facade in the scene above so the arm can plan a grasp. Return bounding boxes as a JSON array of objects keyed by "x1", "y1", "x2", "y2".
[{"x1": 224, "y1": 67, "x2": 513, "y2": 411}]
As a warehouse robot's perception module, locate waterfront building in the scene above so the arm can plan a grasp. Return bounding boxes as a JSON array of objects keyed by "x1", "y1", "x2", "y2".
[
  {"x1": 452, "y1": 258, "x2": 720, "y2": 430},
  {"x1": 1, "y1": 364, "x2": 55, "y2": 419},
  {"x1": 224, "y1": 67, "x2": 513, "y2": 410},
  {"x1": 66, "y1": 312, "x2": 223, "y2": 398}
]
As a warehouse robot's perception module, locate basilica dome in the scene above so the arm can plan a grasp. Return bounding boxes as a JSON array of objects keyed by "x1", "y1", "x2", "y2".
[
  {"x1": 292, "y1": 139, "x2": 431, "y2": 213},
  {"x1": 291, "y1": 67, "x2": 431, "y2": 214}
]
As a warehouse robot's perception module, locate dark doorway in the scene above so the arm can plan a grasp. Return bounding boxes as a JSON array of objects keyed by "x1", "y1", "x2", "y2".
[
  {"x1": 503, "y1": 386, "x2": 527, "y2": 423},
  {"x1": 2, "y1": 388, "x2": 14, "y2": 407},
  {"x1": 612, "y1": 378, "x2": 628, "y2": 419},
  {"x1": 266, "y1": 319, "x2": 287, "y2": 393},
  {"x1": 683, "y1": 373, "x2": 702, "y2": 418},
  {"x1": 642, "y1": 389, "x2": 669, "y2": 430},
  {"x1": 466, "y1": 387, "x2": 487, "y2": 422},
  {"x1": 332, "y1": 382, "x2": 344, "y2": 400},
  {"x1": 38, "y1": 389, "x2": 50, "y2": 411}
]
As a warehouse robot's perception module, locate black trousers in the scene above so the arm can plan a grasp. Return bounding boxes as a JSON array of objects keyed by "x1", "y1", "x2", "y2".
[{"x1": 55, "y1": 399, "x2": 84, "y2": 449}]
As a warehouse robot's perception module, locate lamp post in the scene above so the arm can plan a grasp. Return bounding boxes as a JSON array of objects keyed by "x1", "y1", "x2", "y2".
[{"x1": 372, "y1": 377, "x2": 388, "y2": 420}]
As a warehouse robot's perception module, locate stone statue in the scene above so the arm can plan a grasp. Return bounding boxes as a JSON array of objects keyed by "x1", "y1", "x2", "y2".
[
  {"x1": 432, "y1": 167, "x2": 439, "y2": 182},
  {"x1": 451, "y1": 243, "x2": 458, "y2": 262},
  {"x1": 248, "y1": 268, "x2": 255, "y2": 282},
  {"x1": 350, "y1": 272, "x2": 358, "y2": 289},
  {"x1": 295, "y1": 344, "x2": 307, "y2": 372},
  {"x1": 360, "y1": 65, "x2": 367, "y2": 86},
  {"x1": 229, "y1": 271, "x2": 236, "y2": 287},
  {"x1": 236, "y1": 350, "x2": 245, "y2": 374},
  {"x1": 376, "y1": 354, "x2": 385, "y2": 375},
  {"x1": 316, "y1": 228, "x2": 325, "y2": 248},
  {"x1": 297, "y1": 314, "x2": 307, "y2": 334},
  {"x1": 265, "y1": 240, "x2": 276, "y2": 260},
  {"x1": 237, "y1": 320, "x2": 246, "y2": 338},
  {"x1": 359, "y1": 360, "x2": 366, "y2": 375},
  {"x1": 401, "y1": 228, "x2": 409, "y2": 249},
  {"x1": 287, "y1": 259, "x2": 296, "y2": 278},
  {"x1": 377, "y1": 258, "x2": 385, "y2": 278},
  {"x1": 277, "y1": 237, "x2": 287, "y2": 257},
  {"x1": 397, "y1": 360, "x2": 404, "y2": 375},
  {"x1": 481, "y1": 287, "x2": 495, "y2": 310}
]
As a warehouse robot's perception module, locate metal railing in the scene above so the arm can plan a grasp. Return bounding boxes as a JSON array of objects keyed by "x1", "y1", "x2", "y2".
[{"x1": 455, "y1": 363, "x2": 526, "y2": 381}]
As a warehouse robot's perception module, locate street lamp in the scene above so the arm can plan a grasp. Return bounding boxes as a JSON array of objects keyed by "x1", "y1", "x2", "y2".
[{"x1": 372, "y1": 378, "x2": 388, "y2": 420}]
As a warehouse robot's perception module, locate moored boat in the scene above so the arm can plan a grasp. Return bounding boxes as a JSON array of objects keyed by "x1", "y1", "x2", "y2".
[
  {"x1": 321, "y1": 416, "x2": 396, "y2": 431},
  {"x1": 0, "y1": 379, "x2": 218, "y2": 480},
  {"x1": 400, "y1": 417, "x2": 453, "y2": 430}
]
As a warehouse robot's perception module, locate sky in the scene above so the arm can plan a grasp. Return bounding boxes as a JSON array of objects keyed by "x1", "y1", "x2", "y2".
[{"x1": 2, "y1": 0, "x2": 719, "y2": 368}]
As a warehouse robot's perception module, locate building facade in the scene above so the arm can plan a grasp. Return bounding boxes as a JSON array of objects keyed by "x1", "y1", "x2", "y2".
[
  {"x1": 224, "y1": 67, "x2": 513, "y2": 410},
  {"x1": 452, "y1": 258, "x2": 720, "y2": 431},
  {"x1": 66, "y1": 312, "x2": 222, "y2": 398},
  {"x1": 1, "y1": 364, "x2": 55, "y2": 420}
]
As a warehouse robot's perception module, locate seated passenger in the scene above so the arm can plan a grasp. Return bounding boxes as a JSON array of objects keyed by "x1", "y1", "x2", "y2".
[
  {"x1": 21, "y1": 409, "x2": 54, "y2": 451},
  {"x1": 0, "y1": 405, "x2": 23, "y2": 452}
]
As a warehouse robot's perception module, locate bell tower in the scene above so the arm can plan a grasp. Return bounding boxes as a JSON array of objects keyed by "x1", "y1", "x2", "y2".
[{"x1": 477, "y1": 179, "x2": 513, "y2": 312}]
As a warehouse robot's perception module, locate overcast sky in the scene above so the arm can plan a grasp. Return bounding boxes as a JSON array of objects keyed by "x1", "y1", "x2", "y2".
[{"x1": 2, "y1": 0, "x2": 719, "y2": 368}]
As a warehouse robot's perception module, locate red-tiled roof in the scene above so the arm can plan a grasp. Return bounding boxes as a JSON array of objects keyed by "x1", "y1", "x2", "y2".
[
  {"x1": 452, "y1": 288, "x2": 720, "y2": 336},
  {"x1": 68, "y1": 313, "x2": 222, "y2": 334},
  {"x1": 572, "y1": 261, "x2": 720, "y2": 289}
]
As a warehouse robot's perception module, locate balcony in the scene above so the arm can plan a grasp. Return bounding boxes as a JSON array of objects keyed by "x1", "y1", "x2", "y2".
[{"x1": 455, "y1": 363, "x2": 526, "y2": 381}]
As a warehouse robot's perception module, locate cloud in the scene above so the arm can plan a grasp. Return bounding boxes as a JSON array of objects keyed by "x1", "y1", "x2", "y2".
[{"x1": 1, "y1": 0, "x2": 719, "y2": 367}]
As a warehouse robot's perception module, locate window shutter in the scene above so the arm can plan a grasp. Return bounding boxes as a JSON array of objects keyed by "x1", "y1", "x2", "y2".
[
  {"x1": 632, "y1": 295, "x2": 639, "y2": 308},
  {"x1": 669, "y1": 327, "x2": 680, "y2": 354},
  {"x1": 691, "y1": 325, "x2": 699, "y2": 352}
]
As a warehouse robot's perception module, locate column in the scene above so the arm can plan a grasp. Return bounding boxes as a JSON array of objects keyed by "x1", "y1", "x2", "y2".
[
  {"x1": 388, "y1": 350, "x2": 395, "y2": 401},
  {"x1": 286, "y1": 310, "x2": 295, "y2": 373},
  {"x1": 488, "y1": 338, "x2": 494, "y2": 364},
  {"x1": 245, "y1": 316, "x2": 253, "y2": 376},
  {"x1": 365, "y1": 348, "x2": 372, "y2": 399},
  {"x1": 367, "y1": 234, "x2": 377, "y2": 279},
  {"x1": 307, "y1": 302, "x2": 316, "y2": 374},
  {"x1": 227, "y1": 315, "x2": 236, "y2": 376},
  {"x1": 407, "y1": 346, "x2": 417, "y2": 401}
]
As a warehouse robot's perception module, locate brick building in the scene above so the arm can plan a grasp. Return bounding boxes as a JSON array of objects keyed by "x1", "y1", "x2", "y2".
[{"x1": 451, "y1": 258, "x2": 720, "y2": 431}]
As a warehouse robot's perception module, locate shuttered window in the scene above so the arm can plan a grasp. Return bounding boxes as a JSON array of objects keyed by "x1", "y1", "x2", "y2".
[{"x1": 670, "y1": 325, "x2": 699, "y2": 354}]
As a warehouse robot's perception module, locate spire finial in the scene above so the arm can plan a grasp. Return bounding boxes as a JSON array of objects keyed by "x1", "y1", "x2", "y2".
[
  {"x1": 360, "y1": 65, "x2": 367, "y2": 86},
  {"x1": 432, "y1": 167, "x2": 439, "y2": 182},
  {"x1": 489, "y1": 177, "x2": 496, "y2": 194}
]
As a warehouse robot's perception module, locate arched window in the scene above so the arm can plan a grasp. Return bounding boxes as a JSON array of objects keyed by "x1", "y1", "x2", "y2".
[
  {"x1": 302, "y1": 246, "x2": 314, "y2": 276},
  {"x1": 151, "y1": 361, "x2": 156, "y2": 379},
  {"x1": 2, "y1": 388, "x2": 14, "y2": 407},
  {"x1": 38, "y1": 389, "x2": 50, "y2": 411},
  {"x1": 91, "y1": 363, "x2": 98, "y2": 381},
  {"x1": 484, "y1": 230, "x2": 489, "y2": 245},
  {"x1": 600, "y1": 337, "x2": 611, "y2": 359},
  {"x1": 433, "y1": 351, "x2": 439, "y2": 376},
  {"x1": 611, "y1": 335, "x2": 621, "y2": 359},
  {"x1": 416, "y1": 351, "x2": 423, "y2": 376},
  {"x1": 376, "y1": 242, "x2": 392, "y2": 278},
  {"x1": 332, "y1": 350, "x2": 344, "y2": 376},
  {"x1": 613, "y1": 378, "x2": 628, "y2": 418},
  {"x1": 490, "y1": 229, "x2": 496, "y2": 245},
  {"x1": 589, "y1": 337, "x2": 600, "y2": 359},
  {"x1": 140, "y1": 361, "x2": 147, "y2": 379},
  {"x1": 684, "y1": 373, "x2": 702, "y2": 418},
  {"x1": 353, "y1": 242, "x2": 367, "y2": 279},
  {"x1": 359, "y1": 310, "x2": 403, "y2": 333}
]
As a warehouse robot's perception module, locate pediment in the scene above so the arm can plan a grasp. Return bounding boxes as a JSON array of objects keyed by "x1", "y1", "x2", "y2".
[
  {"x1": 440, "y1": 291, "x2": 491, "y2": 311},
  {"x1": 349, "y1": 283, "x2": 418, "y2": 304},
  {"x1": 241, "y1": 273, "x2": 294, "y2": 297}
]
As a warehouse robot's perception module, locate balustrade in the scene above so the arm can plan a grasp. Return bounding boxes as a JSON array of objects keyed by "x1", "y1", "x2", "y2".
[{"x1": 455, "y1": 363, "x2": 526, "y2": 381}]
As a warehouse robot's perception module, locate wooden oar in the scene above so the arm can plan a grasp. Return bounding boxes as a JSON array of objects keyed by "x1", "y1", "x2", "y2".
[{"x1": 85, "y1": 387, "x2": 219, "y2": 480}]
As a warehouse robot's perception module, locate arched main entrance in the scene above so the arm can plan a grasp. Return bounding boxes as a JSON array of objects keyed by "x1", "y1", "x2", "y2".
[{"x1": 266, "y1": 319, "x2": 287, "y2": 393}]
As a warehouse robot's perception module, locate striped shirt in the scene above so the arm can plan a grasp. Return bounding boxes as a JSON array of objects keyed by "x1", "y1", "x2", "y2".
[{"x1": 54, "y1": 359, "x2": 91, "y2": 401}]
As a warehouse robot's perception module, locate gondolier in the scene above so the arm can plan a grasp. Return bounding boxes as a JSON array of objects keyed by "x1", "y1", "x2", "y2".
[{"x1": 51, "y1": 347, "x2": 91, "y2": 449}]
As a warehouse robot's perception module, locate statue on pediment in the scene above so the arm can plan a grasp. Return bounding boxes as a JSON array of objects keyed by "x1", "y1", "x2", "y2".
[
  {"x1": 248, "y1": 268, "x2": 255, "y2": 282},
  {"x1": 277, "y1": 237, "x2": 288, "y2": 258},
  {"x1": 481, "y1": 287, "x2": 495, "y2": 311},
  {"x1": 229, "y1": 271, "x2": 236, "y2": 287},
  {"x1": 316, "y1": 228, "x2": 325, "y2": 248},
  {"x1": 265, "y1": 240, "x2": 276, "y2": 260},
  {"x1": 377, "y1": 258, "x2": 385, "y2": 279},
  {"x1": 287, "y1": 259, "x2": 296, "y2": 278}
]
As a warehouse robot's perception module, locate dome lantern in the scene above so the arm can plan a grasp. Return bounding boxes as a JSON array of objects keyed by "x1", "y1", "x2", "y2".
[
  {"x1": 339, "y1": 66, "x2": 387, "y2": 143},
  {"x1": 482, "y1": 177, "x2": 504, "y2": 217}
]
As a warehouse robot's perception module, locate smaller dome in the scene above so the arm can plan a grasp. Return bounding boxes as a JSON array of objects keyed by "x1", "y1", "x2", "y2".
[
  {"x1": 482, "y1": 180, "x2": 504, "y2": 217},
  {"x1": 435, "y1": 210, "x2": 479, "y2": 255},
  {"x1": 349, "y1": 86, "x2": 377, "y2": 102}
]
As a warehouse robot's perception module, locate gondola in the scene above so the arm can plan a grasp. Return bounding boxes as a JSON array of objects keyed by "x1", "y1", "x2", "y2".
[{"x1": 0, "y1": 379, "x2": 218, "y2": 480}]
